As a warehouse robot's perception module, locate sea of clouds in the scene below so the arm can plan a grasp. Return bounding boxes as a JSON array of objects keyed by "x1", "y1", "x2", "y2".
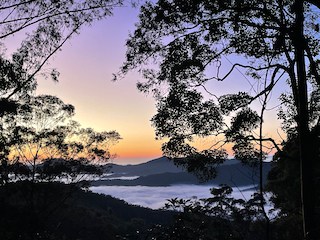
[{"x1": 90, "y1": 185, "x2": 256, "y2": 210}]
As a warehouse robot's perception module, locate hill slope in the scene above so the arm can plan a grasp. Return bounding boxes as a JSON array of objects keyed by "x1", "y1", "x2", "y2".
[
  {"x1": 106, "y1": 156, "x2": 184, "y2": 177},
  {"x1": 0, "y1": 182, "x2": 174, "y2": 240}
]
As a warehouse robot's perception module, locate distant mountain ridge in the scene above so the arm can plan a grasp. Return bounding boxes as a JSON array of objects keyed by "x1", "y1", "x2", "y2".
[
  {"x1": 106, "y1": 157, "x2": 184, "y2": 177},
  {"x1": 93, "y1": 157, "x2": 271, "y2": 187}
]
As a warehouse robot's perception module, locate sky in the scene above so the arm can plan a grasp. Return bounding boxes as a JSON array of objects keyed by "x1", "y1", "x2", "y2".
[
  {"x1": 35, "y1": 6, "x2": 284, "y2": 164},
  {"x1": 5, "y1": 4, "x2": 285, "y2": 165},
  {"x1": 35, "y1": 6, "x2": 164, "y2": 164}
]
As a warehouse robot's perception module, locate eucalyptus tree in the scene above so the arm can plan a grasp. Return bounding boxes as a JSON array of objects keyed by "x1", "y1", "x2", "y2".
[
  {"x1": 0, "y1": 94, "x2": 121, "y2": 183},
  {"x1": 266, "y1": 81, "x2": 320, "y2": 239},
  {"x1": 0, "y1": 0, "x2": 124, "y2": 181},
  {"x1": 0, "y1": 0, "x2": 124, "y2": 109},
  {"x1": 0, "y1": 55, "x2": 35, "y2": 178},
  {"x1": 118, "y1": 0, "x2": 320, "y2": 239}
]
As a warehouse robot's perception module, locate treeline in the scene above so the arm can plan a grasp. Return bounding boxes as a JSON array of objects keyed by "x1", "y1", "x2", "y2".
[{"x1": 0, "y1": 181, "x2": 174, "y2": 240}]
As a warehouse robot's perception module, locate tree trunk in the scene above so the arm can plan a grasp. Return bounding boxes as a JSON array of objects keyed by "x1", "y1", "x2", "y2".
[{"x1": 293, "y1": 1, "x2": 316, "y2": 239}]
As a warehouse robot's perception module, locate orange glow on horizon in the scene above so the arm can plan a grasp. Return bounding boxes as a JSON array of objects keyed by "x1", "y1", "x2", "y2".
[
  {"x1": 31, "y1": 7, "x2": 283, "y2": 164},
  {"x1": 111, "y1": 134, "x2": 164, "y2": 159}
]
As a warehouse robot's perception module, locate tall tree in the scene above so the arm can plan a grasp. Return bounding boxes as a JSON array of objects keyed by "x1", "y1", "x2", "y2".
[
  {"x1": 118, "y1": 0, "x2": 320, "y2": 239},
  {"x1": 267, "y1": 80, "x2": 320, "y2": 239}
]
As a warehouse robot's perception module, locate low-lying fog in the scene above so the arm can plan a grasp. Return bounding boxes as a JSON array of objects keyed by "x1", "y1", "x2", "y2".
[{"x1": 90, "y1": 185, "x2": 256, "y2": 209}]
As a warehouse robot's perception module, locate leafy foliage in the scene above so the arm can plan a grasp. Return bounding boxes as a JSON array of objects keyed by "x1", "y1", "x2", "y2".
[
  {"x1": 119, "y1": 1, "x2": 320, "y2": 238},
  {"x1": 118, "y1": 0, "x2": 315, "y2": 173},
  {"x1": 219, "y1": 92, "x2": 253, "y2": 115},
  {"x1": 267, "y1": 123, "x2": 320, "y2": 236},
  {"x1": 127, "y1": 185, "x2": 272, "y2": 240},
  {"x1": 171, "y1": 149, "x2": 228, "y2": 181},
  {"x1": 119, "y1": 0, "x2": 320, "y2": 155},
  {"x1": 0, "y1": 94, "x2": 121, "y2": 184},
  {"x1": 0, "y1": 56, "x2": 36, "y2": 101},
  {"x1": 152, "y1": 84, "x2": 223, "y2": 140},
  {"x1": 0, "y1": 0, "x2": 123, "y2": 96}
]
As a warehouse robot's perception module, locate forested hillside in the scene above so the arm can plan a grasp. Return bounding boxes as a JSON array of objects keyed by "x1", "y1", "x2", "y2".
[{"x1": 0, "y1": 182, "x2": 174, "y2": 240}]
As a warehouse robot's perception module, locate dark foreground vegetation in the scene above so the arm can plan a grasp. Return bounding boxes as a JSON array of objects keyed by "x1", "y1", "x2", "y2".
[
  {"x1": 0, "y1": 181, "x2": 174, "y2": 240},
  {"x1": 1, "y1": 161, "x2": 318, "y2": 240}
]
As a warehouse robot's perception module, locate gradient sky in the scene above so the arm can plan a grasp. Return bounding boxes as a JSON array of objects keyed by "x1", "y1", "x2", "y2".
[
  {"x1": 35, "y1": 6, "x2": 164, "y2": 164},
  {"x1": 6, "y1": 5, "x2": 285, "y2": 165}
]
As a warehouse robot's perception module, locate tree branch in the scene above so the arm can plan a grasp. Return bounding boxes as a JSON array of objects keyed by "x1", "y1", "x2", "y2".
[
  {"x1": 250, "y1": 66, "x2": 283, "y2": 102},
  {"x1": 0, "y1": 5, "x2": 112, "y2": 39},
  {"x1": 0, "y1": 0, "x2": 37, "y2": 11},
  {"x1": 246, "y1": 135, "x2": 282, "y2": 153},
  {"x1": 307, "y1": 0, "x2": 320, "y2": 9},
  {"x1": 216, "y1": 63, "x2": 288, "y2": 82},
  {"x1": 6, "y1": 25, "x2": 81, "y2": 100}
]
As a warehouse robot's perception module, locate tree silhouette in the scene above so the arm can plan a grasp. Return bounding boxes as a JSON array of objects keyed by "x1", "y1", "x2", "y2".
[
  {"x1": 0, "y1": 94, "x2": 120, "y2": 184},
  {"x1": 0, "y1": 94, "x2": 121, "y2": 184},
  {"x1": 119, "y1": 1, "x2": 320, "y2": 239},
  {"x1": 0, "y1": 94, "x2": 121, "y2": 239},
  {"x1": 0, "y1": 0, "x2": 125, "y2": 184},
  {"x1": 128, "y1": 185, "x2": 273, "y2": 240},
  {"x1": 0, "y1": 0, "x2": 123, "y2": 104},
  {"x1": 266, "y1": 81, "x2": 320, "y2": 238}
]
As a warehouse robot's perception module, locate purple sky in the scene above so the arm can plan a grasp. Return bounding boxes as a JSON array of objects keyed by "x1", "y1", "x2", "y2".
[{"x1": 4, "y1": 5, "x2": 286, "y2": 164}]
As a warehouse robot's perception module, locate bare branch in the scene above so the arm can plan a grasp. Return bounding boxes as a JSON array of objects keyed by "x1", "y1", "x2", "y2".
[
  {"x1": 250, "y1": 66, "x2": 283, "y2": 102},
  {"x1": 0, "y1": 5, "x2": 113, "y2": 39},
  {"x1": 0, "y1": 0, "x2": 37, "y2": 11},
  {"x1": 246, "y1": 135, "x2": 282, "y2": 153},
  {"x1": 6, "y1": 25, "x2": 81, "y2": 100},
  {"x1": 216, "y1": 63, "x2": 288, "y2": 82}
]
